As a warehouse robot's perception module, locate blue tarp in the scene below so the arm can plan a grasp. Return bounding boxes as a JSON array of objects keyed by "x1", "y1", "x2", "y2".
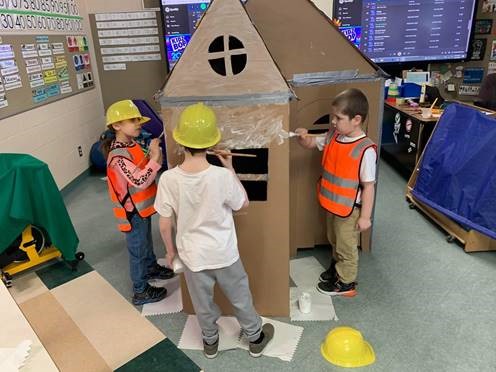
[{"x1": 412, "y1": 103, "x2": 496, "y2": 239}]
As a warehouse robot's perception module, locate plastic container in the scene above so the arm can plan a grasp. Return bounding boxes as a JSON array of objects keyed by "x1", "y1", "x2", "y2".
[
  {"x1": 172, "y1": 256, "x2": 185, "y2": 273},
  {"x1": 401, "y1": 82, "x2": 422, "y2": 98},
  {"x1": 420, "y1": 107, "x2": 432, "y2": 119},
  {"x1": 299, "y1": 291, "x2": 312, "y2": 313}
]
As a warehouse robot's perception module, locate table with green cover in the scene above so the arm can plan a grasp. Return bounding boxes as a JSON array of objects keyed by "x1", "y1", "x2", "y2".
[{"x1": 0, "y1": 154, "x2": 79, "y2": 260}]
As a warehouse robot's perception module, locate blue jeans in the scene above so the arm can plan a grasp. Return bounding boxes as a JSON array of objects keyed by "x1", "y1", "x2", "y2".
[{"x1": 124, "y1": 213, "x2": 157, "y2": 293}]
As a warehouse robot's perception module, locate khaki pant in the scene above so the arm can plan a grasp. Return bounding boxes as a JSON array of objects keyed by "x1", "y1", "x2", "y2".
[{"x1": 326, "y1": 208, "x2": 360, "y2": 284}]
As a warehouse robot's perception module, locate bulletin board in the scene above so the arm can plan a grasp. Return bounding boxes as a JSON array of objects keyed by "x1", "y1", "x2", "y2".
[
  {"x1": 431, "y1": 1, "x2": 496, "y2": 101},
  {"x1": 88, "y1": 11, "x2": 167, "y2": 112},
  {"x1": 0, "y1": 34, "x2": 94, "y2": 120}
]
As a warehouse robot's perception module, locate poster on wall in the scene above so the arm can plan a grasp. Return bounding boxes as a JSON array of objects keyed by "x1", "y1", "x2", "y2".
[
  {"x1": 463, "y1": 68, "x2": 484, "y2": 84},
  {"x1": 491, "y1": 40, "x2": 496, "y2": 61},
  {"x1": 0, "y1": 0, "x2": 95, "y2": 119},
  {"x1": 470, "y1": 39, "x2": 487, "y2": 60},
  {"x1": 488, "y1": 62, "x2": 496, "y2": 75},
  {"x1": 95, "y1": 11, "x2": 163, "y2": 72},
  {"x1": 475, "y1": 19, "x2": 493, "y2": 34},
  {"x1": 482, "y1": 0, "x2": 496, "y2": 13}
]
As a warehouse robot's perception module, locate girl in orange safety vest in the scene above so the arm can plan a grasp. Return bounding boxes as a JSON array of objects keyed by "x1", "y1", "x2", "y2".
[{"x1": 101, "y1": 100, "x2": 174, "y2": 306}]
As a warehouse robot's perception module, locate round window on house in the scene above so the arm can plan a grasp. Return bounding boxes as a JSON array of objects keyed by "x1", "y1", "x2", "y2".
[{"x1": 208, "y1": 35, "x2": 247, "y2": 76}]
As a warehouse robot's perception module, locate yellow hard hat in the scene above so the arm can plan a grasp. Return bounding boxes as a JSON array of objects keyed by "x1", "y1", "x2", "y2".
[
  {"x1": 173, "y1": 103, "x2": 221, "y2": 148},
  {"x1": 106, "y1": 100, "x2": 150, "y2": 127},
  {"x1": 321, "y1": 327, "x2": 375, "y2": 368}
]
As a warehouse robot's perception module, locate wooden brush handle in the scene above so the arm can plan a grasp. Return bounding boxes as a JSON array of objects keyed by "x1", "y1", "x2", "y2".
[{"x1": 208, "y1": 150, "x2": 257, "y2": 158}]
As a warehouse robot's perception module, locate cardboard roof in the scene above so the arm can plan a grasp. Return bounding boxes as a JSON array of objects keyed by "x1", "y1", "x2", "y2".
[
  {"x1": 245, "y1": 0, "x2": 386, "y2": 80},
  {"x1": 160, "y1": 0, "x2": 291, "y2": 105}
]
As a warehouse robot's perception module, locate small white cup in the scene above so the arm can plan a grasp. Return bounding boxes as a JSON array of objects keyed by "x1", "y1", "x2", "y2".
[
  {"x1": 172, "y1": 256, "x2": 185, "y2": 273},
  {"x1": 420, "y1": 107, "x2": 432, "y2": 119},
  {"x1": 299, "y1": 292, "x2": 312, "y2": 314}
]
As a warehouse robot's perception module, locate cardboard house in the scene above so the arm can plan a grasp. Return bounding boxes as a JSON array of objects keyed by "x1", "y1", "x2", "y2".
[
  {"x1": 246, "y1": 0, "x2": 386, "y2": 256},
  {"x1": 159, "y1": 0, "x2": 293, "y2": 316}
]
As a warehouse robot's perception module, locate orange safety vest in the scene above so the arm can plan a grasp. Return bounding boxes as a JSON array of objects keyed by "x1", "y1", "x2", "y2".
[
  {"x1": 106, "y1": 144, "x2": 157, "y2": 232},
  {"x1": 318, "y1": 130, "x2": 377, "y2": 217}
]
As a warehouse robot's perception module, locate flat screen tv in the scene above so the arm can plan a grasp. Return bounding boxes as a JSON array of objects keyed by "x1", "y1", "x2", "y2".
[
  {"x1": 333, "y1": 0, "x2": 478, "y2": 64},
  {"x1": 160, "y1": 0, "x2": 246, "y2": 70}
]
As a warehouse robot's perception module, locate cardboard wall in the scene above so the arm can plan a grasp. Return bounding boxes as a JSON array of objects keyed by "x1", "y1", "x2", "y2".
[
  {"x1": 289, "y1": 81, "x2": 383, "y2": 255},
  {"x1": 245, "y1": 0, "x2": 376, "y2": 78},
  {"x1": 246, "y1": 0, "x2": 383, "y2": 255},
  {"x1": 164, "y1": 104, "x2": 290, "y2": 317}
]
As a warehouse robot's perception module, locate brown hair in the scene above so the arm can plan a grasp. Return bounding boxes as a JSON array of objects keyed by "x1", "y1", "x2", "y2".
[
  {"x1": 332, "y1": 88, "x2": 369, "y2": 124},
  {"x1": 100, "y1": 128, "x2": 116, "y2": 159},
  {"x1": 184, "y1": 146, "x2": 207, "y2": 155}
]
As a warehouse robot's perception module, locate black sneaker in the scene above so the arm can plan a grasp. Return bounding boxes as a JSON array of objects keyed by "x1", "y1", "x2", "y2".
[
  {"x1": 203, "y1": 338, "x2": 219, "y2": 359},
  {"x1": 319, "y1": 260, "x2": 337, "y2": 282},
  {"x1": 317, "y1": 280, "x2": 357, "y2": 297},
  {"x1": 132, "y1": 284, "x2": 167, "y2": 305},
  {"x1": 145, "y1": 263, "x2": 175, "y2": 280},
  {"x1": 249, "y1": 323, "x2": 275, "y2": 358}
]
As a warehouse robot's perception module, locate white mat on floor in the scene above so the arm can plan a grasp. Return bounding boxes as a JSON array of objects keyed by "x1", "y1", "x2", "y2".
[
  {"x1": 290, "y1": 256, "x2": 339, "y2": 322},
  {"x1": 290, "y1": 256, "x2": 325, "y2": 288},
  {"x1": 178, "y1": 315, "x2": 241, "y2": 351},
  {"x1": 290, "y1": 287, "x2": 338, "y2": 322},
  {"x1": 238, "y1": 317, "x2": 303, "y2": 362},
  {"x1": 141, "y1": 276, "x2": 183, "y2": 316},
  {"x1": 178, "y1": 315, "x2": 303, "y2": 362},
  {"x1": 0, "y1": 340, "x2": 32, "y2": 372}
]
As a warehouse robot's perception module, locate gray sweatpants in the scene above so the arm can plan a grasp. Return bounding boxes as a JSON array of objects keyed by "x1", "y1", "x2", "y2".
[{"x1": 184, "y1": 259, "x2": 263, "y2": 344}]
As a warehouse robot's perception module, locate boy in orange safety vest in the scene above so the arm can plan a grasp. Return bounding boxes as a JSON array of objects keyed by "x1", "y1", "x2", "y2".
[
  {"x1": 295, "y1": 88, "x2": 377, "y2": 297},
  {"x1": 102, "y1": 100, "x2": 174, "y2": 305}
]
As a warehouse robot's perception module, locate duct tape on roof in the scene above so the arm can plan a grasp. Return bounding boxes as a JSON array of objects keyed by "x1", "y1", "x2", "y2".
[
  {"x1": 290, "y1": 70, "x2": 383, "y2": 86},
  {"x1": 159, "y1": 92, "x2": 294, "y2": 107}
]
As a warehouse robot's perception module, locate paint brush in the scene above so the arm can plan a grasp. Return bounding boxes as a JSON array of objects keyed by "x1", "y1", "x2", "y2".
[
  {"x1": 207, "y1": 150, "x2": 257, "y2": 158},
  {"x1": 133, "y1": 132, "x2": 165, "y2": 173},
  {"x1": 429, "y1": 98, "x2": 438, "y2": 110},
  {"x1": 288, "y1": 131, "x2": 326, "y2": 138}
]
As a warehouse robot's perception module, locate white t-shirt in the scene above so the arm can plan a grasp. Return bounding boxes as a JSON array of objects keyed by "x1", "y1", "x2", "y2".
[
  {"x1": 315, "y1": 133, "x2": 377, "y2": 203},
  {"x1": 154, "y1": 165, "x2": 246, "y2": 272}
]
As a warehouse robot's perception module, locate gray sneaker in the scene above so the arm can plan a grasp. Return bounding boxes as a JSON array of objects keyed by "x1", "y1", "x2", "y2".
[
  {"x1": 203, "y1": 338, "x2": 219, "y2": 359},
  {"x1": 249, "y1": 323, "x2": 275, "y2": 358}
]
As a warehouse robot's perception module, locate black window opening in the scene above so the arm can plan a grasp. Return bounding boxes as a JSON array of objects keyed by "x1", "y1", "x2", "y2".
[
  {"x1": 313, "y1": 114, "x2": 330, "y2": 125},
  {"x1": 308, "y1": 114, "x2": 331, "y2": 135},
  {"x1": 208, "y1": 35, "x2": 247, "y2": 77},
  {"x1": 207, "y1": 148, "x2": 268, "y2": 201}
]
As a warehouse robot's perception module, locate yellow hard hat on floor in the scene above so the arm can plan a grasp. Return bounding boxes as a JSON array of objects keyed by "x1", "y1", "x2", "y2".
[
  {"x1": 173, "y1": 103, "x2": 221, "y2": 148},
  {"x1": 106, "y1": 100, "x2": 150, "y2": 127},
  {"x1": 321, "y1": 326, "x2": 375, "y2": 368}
]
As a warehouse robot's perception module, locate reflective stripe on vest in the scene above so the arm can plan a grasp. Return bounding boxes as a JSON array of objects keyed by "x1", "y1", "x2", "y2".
[
  {"x1": 113, "y1": 207, "x2": 131, "y2": 232},
  {"x1": 318, "y1": 134, "x2": 376, "y2": 217},
  {"x1": 106, "y1": 143, "x2": 157, "y2": 232}
]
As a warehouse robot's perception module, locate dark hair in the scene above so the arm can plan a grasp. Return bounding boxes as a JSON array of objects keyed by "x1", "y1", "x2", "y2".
[
  {"x1": 332, "y1": 88, "x2": 369, "y2": 124},
  {"x1": 100, "y1": 128, "x2": 116, "y2": 159},
  {"x1": 184, "y1": 146, "x2": 207, "y2": 155}
]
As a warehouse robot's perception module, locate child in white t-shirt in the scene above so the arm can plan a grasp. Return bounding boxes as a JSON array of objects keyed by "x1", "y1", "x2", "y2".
[
  {"x1": 295, "y1": 88, "x2": 377, "y2": 297},
  {"x1": 154, "y1": 103, "x2": 274, "y2": 359}
]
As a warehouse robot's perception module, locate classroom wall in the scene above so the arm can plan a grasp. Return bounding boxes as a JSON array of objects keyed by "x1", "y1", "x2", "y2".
[{"x1": 0, "y1": 0, "x2": 143, "y2": 189}]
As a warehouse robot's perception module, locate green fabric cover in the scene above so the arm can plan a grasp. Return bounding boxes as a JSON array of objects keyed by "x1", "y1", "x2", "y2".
[{"x1": 0, "y1": 154, "x2": 78, "y2": 260}]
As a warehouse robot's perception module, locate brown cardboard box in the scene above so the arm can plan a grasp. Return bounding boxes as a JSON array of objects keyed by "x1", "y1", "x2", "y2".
[
  {"x1": 246, "y1": 0, "x2": 385, "y2": 256},
  {"x1": 160, "y1": 0, "x2": 292, "y2": 316}
]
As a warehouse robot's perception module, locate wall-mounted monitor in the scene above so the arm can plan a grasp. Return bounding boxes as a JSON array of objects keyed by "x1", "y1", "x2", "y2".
[
  {"x1": 333, "y1": 0, "x2": 478, "y2": 64},
  {"x1": 160, "y1": 0, "x2": 247, "y2": 70},
  {"x1": 160, "y1": 0, "x2": 209, "y2": 69}
]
